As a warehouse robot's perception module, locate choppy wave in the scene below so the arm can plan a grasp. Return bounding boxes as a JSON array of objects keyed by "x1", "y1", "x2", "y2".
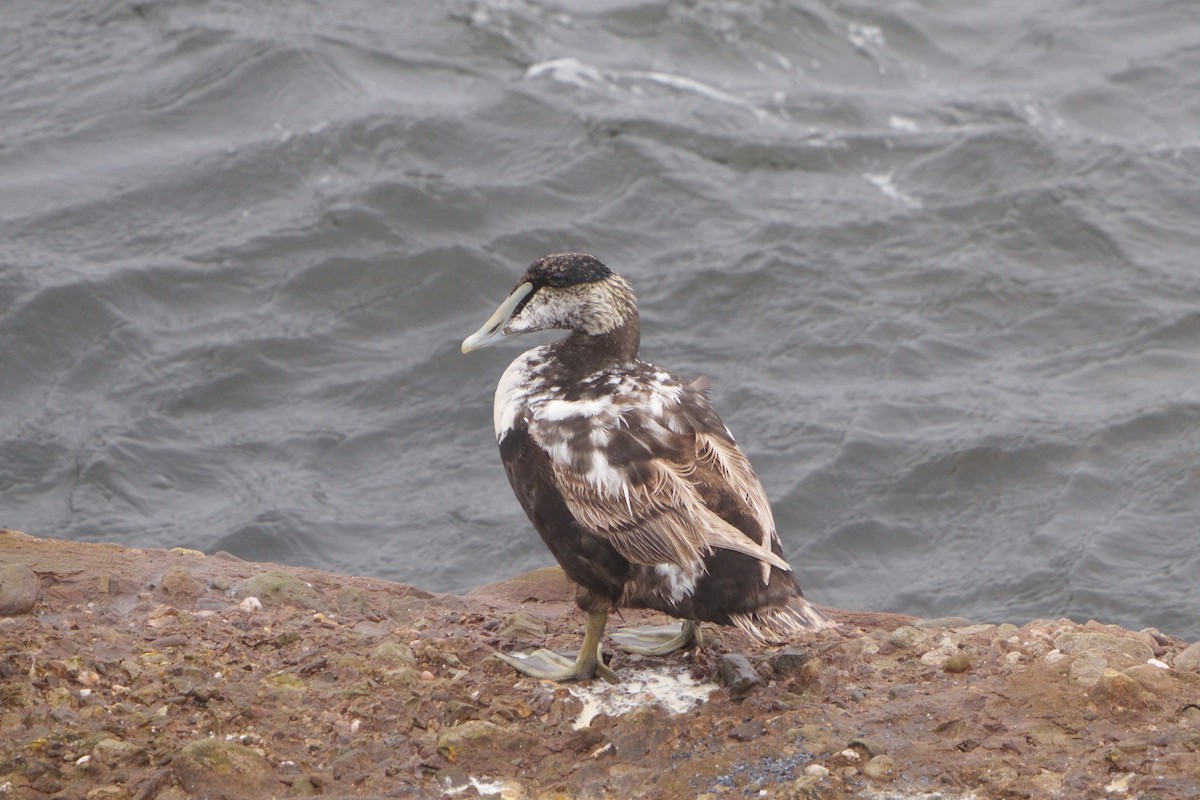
[{"x1": 2, "y1": 1, "x2": 1198, "y2": 638}]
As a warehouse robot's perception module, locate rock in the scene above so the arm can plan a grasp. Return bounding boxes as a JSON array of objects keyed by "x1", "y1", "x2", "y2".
[
  {"x1": 716, "y1": 654, "x2": 762, "y2": 696},
  {"x1": 1123, "y1": 663, "x2": 1175, "y2": 697},
  {"x1": 888, "y1": 683, "x2": 918, "y2": 699},
  {"x1": 1096, "y1": 668, "x2": 1147, "y2": 709},
  {"x1": 888, "y1": 626, "x2": 927, "y2": 650},
  {"x1": 92, "y1": 737, "x2": 143, "y2": 767},
  {"x1": 1068, "y1": 650, "x2": 1108, "y2": 687},
  {"x1": 370, "y1": 641, "x2": 416, "y2": 666},
  {"x1": 85, "y1": 785, "x2": 129, "y2": 800},
  {"x1": 608, "y1": 706, "x2": 681, "y2": 761},
  {"x1": 848, "y1": 737, "x2": 884, "y2": 758},
  {"x1": 495, "y1": 610, "x2": 547, "y2": 641},
  {"x1": 0, "y1": 563, "x2": 40, "y2": 615},
  {"x1": 770, "y1": 646, "x2": 809, "y2": 675},
  {"x1": 436, "y1": 720, "x2": 535, "y2": 763},
  {"x1": 156, "y1": 569, "x2": 202, "y2": 603},
  {"x1": 862, "y1": 754, "x2": 896, "y2": 781},
  {"x1": 995, "y1": 623, "x2": 1020, "y2": 639},
  {"x1": 1030, "y1": 770, "x2": 1064, "y2": 795},
  {"x1": 728, "y1": 720, "x2": 766, "y2": 741},
  {"x1": 289, "y1": 775, "x2": 320, "y2": 796},
  {"x1": 235, "y1": 572, "x2": 320, "y2": 609},
  {"x1": 943, "y1": 652, "x2": 972, "y2": 673},
  {"x1": 1053, "y1": 631, "x2": 1153, "y2": 664},
  {"x1": 434, "y1": 766, "x2": 471, "y2": 792},
  {"x1": 785, "y1": 774, "x2": 832, "y2": 799},
  {"x1": 172, "y1": 738, "x2": 280, "y2": 799},
  {"x1": 1174, "y1": 642, "x2": 1200, "y2": 672}
]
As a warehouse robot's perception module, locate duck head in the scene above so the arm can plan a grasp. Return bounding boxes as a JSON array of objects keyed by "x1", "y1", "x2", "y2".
[{"x1": 462, "y1": 253, "x2": 639, "y2": 355}]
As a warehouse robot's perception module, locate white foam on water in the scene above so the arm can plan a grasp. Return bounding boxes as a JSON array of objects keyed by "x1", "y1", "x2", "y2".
[{"x1": 864, "y1": 171, "x2": 921, "y2": 207}]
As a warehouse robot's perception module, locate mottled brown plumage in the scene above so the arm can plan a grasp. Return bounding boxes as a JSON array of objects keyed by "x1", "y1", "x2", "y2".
[{"x1": 463, "y1": 253, "x2": 830, "y2": 681}]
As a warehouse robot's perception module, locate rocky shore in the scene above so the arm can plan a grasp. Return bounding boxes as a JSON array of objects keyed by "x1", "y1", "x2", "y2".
[{"x1": 1, "y1": 528, "x2": 1199, "y2": 799}]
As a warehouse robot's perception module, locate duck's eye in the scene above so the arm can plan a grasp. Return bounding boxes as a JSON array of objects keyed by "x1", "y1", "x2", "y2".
[{"x1": 545, "y1": 273, "x2": 569, "y2": 288}]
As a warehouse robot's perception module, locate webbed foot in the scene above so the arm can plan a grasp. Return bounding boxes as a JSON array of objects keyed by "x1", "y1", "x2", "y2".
[
  {"x1": 611, "y1": 619, "x2": 701, "y2": 656},
  {"x1": 492, "y1": 647, "x2": 618, "y2": 684},
  {"x1": 491, "y1": 608, "x2": 618, "y2": 683}
]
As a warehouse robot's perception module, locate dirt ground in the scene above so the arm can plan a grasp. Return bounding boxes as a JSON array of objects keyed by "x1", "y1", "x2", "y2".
[{"x1": 2, "y1": 528, "x2": 1199, "y2": 799}]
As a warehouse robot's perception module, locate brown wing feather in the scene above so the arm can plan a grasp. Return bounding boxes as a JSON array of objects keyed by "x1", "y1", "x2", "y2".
[{"x1": 542, "y1": 404, "x2": 789, "y2": 582}]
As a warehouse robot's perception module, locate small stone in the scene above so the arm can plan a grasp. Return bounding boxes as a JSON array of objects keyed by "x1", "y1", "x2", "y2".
[
  {"x1": 1174, "y1": 642, "x2": 1200, "y2": 673},
  {"x1": 436, "y1": 720, "x2": 535, "y2": 763},
  {"x1": 1044, "y1": 649, "x2": 1068, "y2": 666},
  {"x1": 370, "y1": 641, "x2": 416, "y2": 666},
  {"x1": 1030, "y1": 770, "x2": 1064, "y2": 795},
  {"x1": 771, "y1": 646, "x2": 810, "y2": 675},
  {"x1": 239, "y1": 596, "x2": 263, "y2": 613},
  {"x1": 1069, "y1": 649, "x2": 1108, "y2": 687},
  {"x1": 236, "y1": 572, "x2": 320, "y2": 610},
  {"x1": 804, "y1": 764, "x2": 829, "y2": 777},
  {"x1": 728, "y1": 720, "x2": 766, "y2": 741},
  {"x1": 85, "y1": 786, "x2": 128, "y2": 800},
  {"x1": 289, "y1": 775, "x2": 319, "y2": 796},
  {"x1": 1053, "y1": 631, "x2": 1153, "y2": 664},
  {"x1": 943, "y1": 652, "x2": 972, "y2": 673},
  {"x1": 0, "y1": 564, "x2": 40, "y2": 616},
  {"x1": 156, "y1": 569, "x2": 202, "y2": 603},
  {"x1": 888, "y1": 683, "x2": 918, "y2": 699},
  {"x1": 716, "y1": 654, "x2": 762, "y2": 696},
  {"x1": 888, "y1": 626, "x2": 927, "y2": 650},
  {"x1": 995, "y1": 623, "x2": 1020, "y2": 639},
  {"x1": 92, "y1": 738, "x2": 143, "y2": 767},
  {"x1": 861, "y1": 754, "x2": 896, "y2": 781},
  {"x1": 495, "y1": 610, "x2": 548, "y2": 641},
  {"x1": 434, "y1": 766, "x2": 470, "y2": 792},
  {"x1": 847, "y1": 737, "x2": 884, "y2": 758},
  {"x1": 1123, "y1": 664, "x2": 1174, "y2": 697},
  {"x1": 173, "y1": 738, "x2": 280, "y2": 798},
  {"x1": 1096, "y1": 668, "x2": 1146, "y2": 709},
  {"x1": 786, "y1": 775, "x2": 829, "y2": 798}
]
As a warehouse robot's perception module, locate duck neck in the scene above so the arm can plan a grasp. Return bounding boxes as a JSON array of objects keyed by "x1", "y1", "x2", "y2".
[{"x1": 552, "y1": 316, "x2": 641, "y2": 376}]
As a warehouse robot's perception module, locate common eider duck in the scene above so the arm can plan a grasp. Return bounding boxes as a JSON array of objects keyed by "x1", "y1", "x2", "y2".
[{"x1": 462, "y1": 253, "x2": 831, "y2": 682}]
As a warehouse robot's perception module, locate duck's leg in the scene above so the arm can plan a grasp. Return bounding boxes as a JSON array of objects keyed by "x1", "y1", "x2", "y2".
[
  {"x1": 492, "y1": 608, "x2": 618, "y2": 684},
  {"x1": 611, "y1": 619, "x2": 701, "y2": 656}
]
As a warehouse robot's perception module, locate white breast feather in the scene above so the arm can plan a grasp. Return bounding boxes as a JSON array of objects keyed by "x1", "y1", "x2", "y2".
[{"x1": 493, "y1": 348, "x2": 546, "y2": 442}]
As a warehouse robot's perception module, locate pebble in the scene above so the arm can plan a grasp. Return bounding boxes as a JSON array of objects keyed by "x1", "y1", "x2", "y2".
[
  {"x1": 1174, "y1": 641, "x2": 1200, "y2": 673},
  {"x1": 728, "y1": 720, "x2": 766, "y2": 742},
  {"x1": 715, "y1": 654, "x2": 762, "y2": 696},
  {"x1": 0, "y1": 564, "x2": 41, "y2": 616},
  {"x1": 239, "y1": 596, "x2": 263, "y2": 613},
  {"x1": 172, "y1": 738, "x2": 280, "y2": 798},
  {"x1": 235, "y1": 571, "x2": 320, "y2": 610},
  {"x1": 888, "y1": 626, "x2": 927, "y2": 650},
  {"x1": 770, "y1": 646, "x2": 809, "y2": 675},
  {"x1": 848, "y1": 737, "x2": 884, "y2": 758},
  {"x1": 943, "y1": 652, "x2": 972, "y2": 674},
  {"x1": 1068, "y1": 650, "x2": 1107, "y2": 687},
  {"x1": 803, "y1": 764, "x2": 829, "y2": 777},
  {"x1": 862, "y1": 754, "x2": 896, "y2": 781},
  {"x1": 1053, "y1": 631, "x2": 1153, "y2": 664}
]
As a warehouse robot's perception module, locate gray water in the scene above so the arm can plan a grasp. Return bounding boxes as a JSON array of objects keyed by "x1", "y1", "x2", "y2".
[{"x1": 3, "y1": 1, "x2": 1198, "y2": 640}]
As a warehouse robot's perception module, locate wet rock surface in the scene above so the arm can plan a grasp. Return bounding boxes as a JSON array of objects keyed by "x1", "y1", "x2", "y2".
[{"x1": 3, "y1": 528, "x2": 1200, "y2": 798}]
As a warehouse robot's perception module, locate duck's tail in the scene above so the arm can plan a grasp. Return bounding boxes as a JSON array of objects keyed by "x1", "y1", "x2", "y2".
[{"x1": 730, "y1": 596, "x2": 833, "y2": 644}]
